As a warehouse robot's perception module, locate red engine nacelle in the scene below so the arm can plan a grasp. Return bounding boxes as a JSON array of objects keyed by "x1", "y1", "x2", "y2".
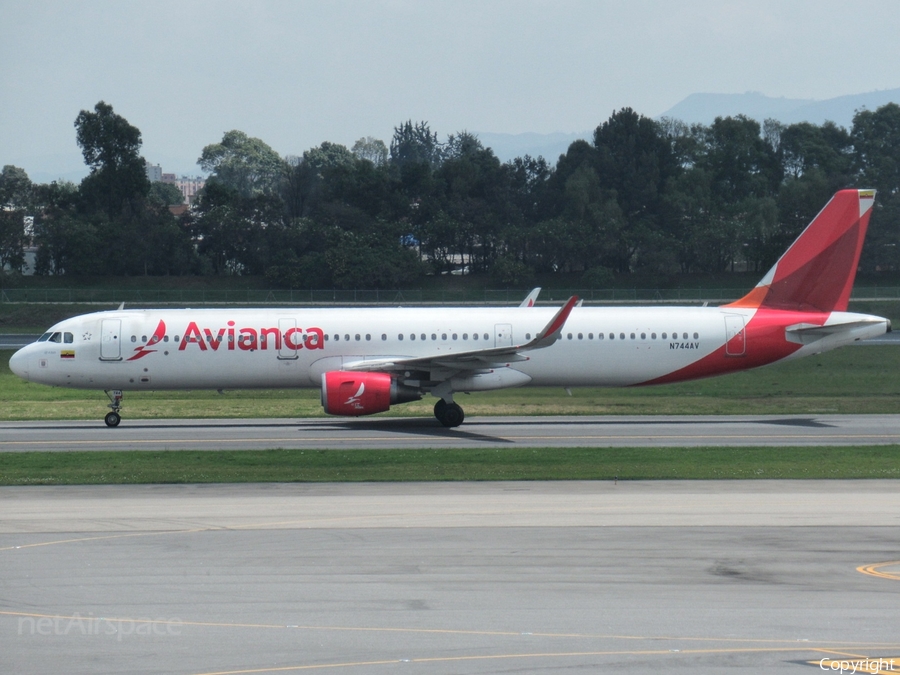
[{"x1": 321, "y1": 371, "x2": 420, "y2": 417}]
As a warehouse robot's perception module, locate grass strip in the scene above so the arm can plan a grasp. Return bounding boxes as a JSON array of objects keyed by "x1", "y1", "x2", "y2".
[{"x1": 2, "y1": 446, "x2": 900, "y2": 485}]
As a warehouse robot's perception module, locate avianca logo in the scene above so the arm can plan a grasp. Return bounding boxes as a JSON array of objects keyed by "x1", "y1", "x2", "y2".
[
  {"x1": 126, "y1": 319, "x2": 326, "y2": 360},
  {"x1": 178, "y1": 321, "x2": 325, "y2": 352},
  {"x1": 345, "y1": 382, "x2": 365, "y2": 408},
  {"x1": 128, "y1": 320, "x2": 166, "y2": 361}
]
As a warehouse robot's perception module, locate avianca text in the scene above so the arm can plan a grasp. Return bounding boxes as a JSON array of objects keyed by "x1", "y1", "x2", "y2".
[{"x1": 179, "y1": 321, "x2": 325, "y2": 351}]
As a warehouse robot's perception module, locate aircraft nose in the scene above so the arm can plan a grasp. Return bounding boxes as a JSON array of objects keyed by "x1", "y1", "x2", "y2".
[{"x1": 8, "y1": 348, "x2": 29, "y2": 379}]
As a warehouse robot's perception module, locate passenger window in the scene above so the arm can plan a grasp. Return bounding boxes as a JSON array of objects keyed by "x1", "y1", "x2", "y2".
[
  {"x1": 355, "y1": 334, "x2": 360, "y2": 341},
  {"x1": 398, "y1": 334, "x2": 404, "y2": 341},
  {"x1": 344, "y1": 334, "x2": 350, "y2": 342},
  {"x1": 441, "y1": 333, "x2": 447, "y2": 340},
  {"x1": 452, "y1": 333, "x2": 458, "y2": 340},
  {"x1": 463, "y1": 333, "x2": 468, "y2": 340},
  {"x1": 683, "y1": 333, "x2": 688, "y2": 340},
  {"x1": 693, "y1": 332, "x2": 699, "y2": 339},
  {"x1": 662, "y1": 332, "x2": 667, "y2": 339},
  {"x1": 473, "y1": 333, "x2": 479, "y2": 340},
  {"x1": 381, "y1": 334, "x2": 387, "y2": 341},
  {"x1": 483, "y1": 333, "x2": 489, "y2": 340},
  {"x1": 142, "y1": 335, "x2": 148, "y2": 343},
  {"x1": 567, "y1": 333, "x2": 572, "y2": 340},
  {"x1": 411, "y1": 334, "x2": 416, "y2": 341},
  {"x1": 640, "y1": 333, "x2": 646, "y2": 340},
  {"x1": 131, "y1": 335, "x2": 137, "y2": 343},
  {"x1": 365, "y1": 334, "x2": 371, "y2": 341}
]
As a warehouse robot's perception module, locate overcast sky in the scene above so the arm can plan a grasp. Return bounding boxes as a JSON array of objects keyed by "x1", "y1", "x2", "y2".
[{"x1": 3, "y1": 0, "x2": 900, "y2": 179}]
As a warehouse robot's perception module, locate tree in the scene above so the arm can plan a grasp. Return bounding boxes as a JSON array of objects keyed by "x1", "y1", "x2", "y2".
[
  {"x1": 700, "y1": 115, "x2": 782, "y2": 203},
  {"x1": 592, "y1": 108, "x2": 680, "y2": 273},
  {"x1": 780, "y1": 121, "x2": 852, "y2": 180},
  {"x1": 852, "y1": 103, "x2": 900, "y2": 271},
  {"x1": 74, "y1": 101, "x2": 150, "y2": 216},
  {"x1": 148, "y1": 182, "x2": 184, "y2": 206},
  {"x1": 0, "y1": 165, "x2": 33, "y2": 210},
  {"x1": 198, "y1": 130, "x2": 286, "y2": 198},
  {"x1": 0, "y1": 211, "x2": 27, "y2": 273},
  {"x1": 390, "y1": 120, "x2": 443, "y2": 170},
  {"x1": 351, "y1": 137, "x2": 388, "y2": 166},
  {"x1": 0, "y1": 165, "x2": 33, "y2": 274}
]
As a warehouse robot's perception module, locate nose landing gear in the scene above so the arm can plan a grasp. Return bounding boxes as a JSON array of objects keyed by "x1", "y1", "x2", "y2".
[{"x1": 104, "y1": 390, "x2": 123, "y2": 427}]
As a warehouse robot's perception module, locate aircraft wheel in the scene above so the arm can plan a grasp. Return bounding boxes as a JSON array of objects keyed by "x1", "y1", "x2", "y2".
[
  {"x1": 434, "y1": 399, "x2": 465, "y2": 428},
  {"x1": 104, "y1": 411, "x2": 121, "y2": 427}
]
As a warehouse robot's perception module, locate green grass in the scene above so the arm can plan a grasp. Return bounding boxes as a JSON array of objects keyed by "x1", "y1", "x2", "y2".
[{"x1": 1, "y1": 445, "x2": 899, "y2": 485}]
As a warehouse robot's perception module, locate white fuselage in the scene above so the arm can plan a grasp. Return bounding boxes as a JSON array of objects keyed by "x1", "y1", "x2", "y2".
[{"x1": 8, "y1": 305, "x2": 888, "y2": 393}]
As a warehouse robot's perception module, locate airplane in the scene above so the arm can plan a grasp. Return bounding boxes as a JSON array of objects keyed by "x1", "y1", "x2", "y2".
[{"x1": 8, "y1": 189, "x2": 889, "y2": 428}]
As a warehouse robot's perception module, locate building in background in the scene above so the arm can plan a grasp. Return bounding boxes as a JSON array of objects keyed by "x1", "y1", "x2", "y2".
[
  {"x1": 144, "y1": 162, "x2": 163, "y2": 182},
  {"x1": 145, "y1": 164, "x2": 206, "y2": 204}
]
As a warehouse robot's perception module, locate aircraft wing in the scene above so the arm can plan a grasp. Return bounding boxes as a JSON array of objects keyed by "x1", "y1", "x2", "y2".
[{"x1": 343, "y1": 295, "x2": 578, "y2": 373}]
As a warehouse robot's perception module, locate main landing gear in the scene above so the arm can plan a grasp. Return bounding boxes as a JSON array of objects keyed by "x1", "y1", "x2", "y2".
[
  {"x1": 104, "y1": 389, "x2": 123, "y2": 427},
  {"x1": 434, "y1": 398, "x2": 465, "y2": 428}
]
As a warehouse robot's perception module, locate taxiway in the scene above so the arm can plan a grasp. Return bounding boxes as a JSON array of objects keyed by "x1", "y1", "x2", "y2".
[
  {"x1": 2, "y1": 481, "x2": 900, "y2": 674},
  {"x1": 3, "y1": 414, "x2": 900, "y2": 451}
]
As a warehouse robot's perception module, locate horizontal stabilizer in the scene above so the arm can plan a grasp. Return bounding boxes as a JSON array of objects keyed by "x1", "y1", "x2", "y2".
[{"x1": 785, "y1": 315, "x2": 889, "y2": 345}]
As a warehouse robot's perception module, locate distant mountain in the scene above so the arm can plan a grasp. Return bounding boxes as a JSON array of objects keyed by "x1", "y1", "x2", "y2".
[{"x1": 659, "y1": 88, "x2": 900, "y2": 129}]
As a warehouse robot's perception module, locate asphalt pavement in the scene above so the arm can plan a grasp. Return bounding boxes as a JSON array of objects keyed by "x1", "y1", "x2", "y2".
[{"x1": 3, "y1": 481, "x2": 899, "y2": 674}]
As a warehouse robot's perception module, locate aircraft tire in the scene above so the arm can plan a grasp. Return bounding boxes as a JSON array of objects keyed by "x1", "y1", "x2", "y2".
[
  {"x1": 434, "y1": 399, "x2": 464, "y2": 428},
  {"x1": 104, "y1": 411, "x2": 121, "y2": 427}
]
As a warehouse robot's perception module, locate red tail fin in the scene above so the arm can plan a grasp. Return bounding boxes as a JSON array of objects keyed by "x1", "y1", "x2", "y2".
[{"x1": 725, "y1": 189, "x2": 876, "y2": 312}]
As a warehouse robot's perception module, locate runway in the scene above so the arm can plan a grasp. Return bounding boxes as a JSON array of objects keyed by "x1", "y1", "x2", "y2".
[
  {"x1": 2, "y1": 481, "x2": 900, "y2": 674},
  {"x1": 3, "y1": 413, "x2": 900, "y2": 451}
]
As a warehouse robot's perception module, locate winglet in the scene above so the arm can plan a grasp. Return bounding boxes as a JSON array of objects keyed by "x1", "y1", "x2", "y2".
[
  {"x1": 725, "y1": 189, "x2": 876, "y2": 313},
  {"x1": 519, "y1": 287, "x2": 541, "y2": 308},
  {"x1": 524, "y1": 295, "x2": 578, "y2": 349}
]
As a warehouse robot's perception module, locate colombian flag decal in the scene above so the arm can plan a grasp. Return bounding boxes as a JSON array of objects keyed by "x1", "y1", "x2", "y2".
[{"x1": 60, "y1": 350, "x2": 75, "y2": 359}]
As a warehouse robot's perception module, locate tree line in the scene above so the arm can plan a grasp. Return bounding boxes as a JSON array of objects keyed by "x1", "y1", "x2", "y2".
[{"x1": 2, "y1": 100, "x2": 899, "y2": 288}]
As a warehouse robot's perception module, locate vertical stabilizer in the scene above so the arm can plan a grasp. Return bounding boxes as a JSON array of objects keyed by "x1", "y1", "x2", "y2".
[{"x1": 725, "y1": 189, "x2": 876, "y2": 312}]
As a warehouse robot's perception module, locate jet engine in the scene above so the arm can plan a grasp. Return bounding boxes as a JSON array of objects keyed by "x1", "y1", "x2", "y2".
[{"x1": 321, "y1": 371, "x2": 421, "y2": 417}]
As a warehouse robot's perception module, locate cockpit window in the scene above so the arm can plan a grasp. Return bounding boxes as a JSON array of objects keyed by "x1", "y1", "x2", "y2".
[
  {"x1": 47, "y1": 332, "x2": 62, "y2": 343},
  {"x1": 38, "y1": 332, "x2": 52, "y2": 342},
  {"x1": 64, "y1": 332, "x2": 74, "y2": 344}
]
